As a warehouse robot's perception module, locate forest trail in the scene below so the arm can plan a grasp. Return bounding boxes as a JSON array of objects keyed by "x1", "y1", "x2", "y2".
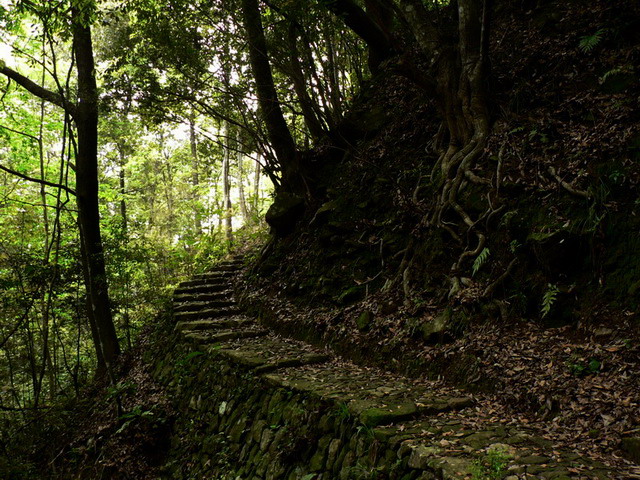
[{"x1": 169, "y1": 259, "x2": 630, "y2": 480}]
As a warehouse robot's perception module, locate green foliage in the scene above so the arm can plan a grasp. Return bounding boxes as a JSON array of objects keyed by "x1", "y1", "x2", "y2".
[
  {"x1": 568, "y1": 357, "x2": 601, "y2": 376},
  {"x1": 579, "y1": 28, "x2": 605, "y2": 52},
  {"x1": 528, "y1": 127, "x2": 549, "y2": 144},
  {"x1": 174, "y1": 351, "x2": 204, "y2": 376},
  {"x1": 471, "y1": 446, "x2": 510, "y2": 480},
  {"x1": 107, "y1": 381, "x2": 136, "y2": 400},
  {"x1": 541, "y1": 283, "x2": 559, "y2": 318},
  {"x1": 355, "y1": 423, "x2": 375, "y2": 440},
  {"x1": 332, "y1": 401, "x2": 352, "y2": 423},
  {"x1": 116, "y1": 405, "x2": 154, "y2": 435},
  {"x1": 472, "y1": 248, "x2": 491, "y2": 276}
]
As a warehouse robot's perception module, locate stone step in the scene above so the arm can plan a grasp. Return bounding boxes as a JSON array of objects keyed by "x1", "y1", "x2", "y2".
[
  {"x1": 184, "y1": 328, "x2": 268, "y2": 344},
  {"x1": 206, "y1": 262, "x2": 243, "y2": 272},
  {"x1": 173, "y1": 291, "x2": 233, "y2": 303},
  {"x1": 175, "y1": 307, "x2": 242, "y2": 322},
  {"x1": 174, "y1": 283, "x2": 230, "y2": 295},
  {"x1": 175, "y1": 318, "x2": 254, "y2": 332},
  {"x1": 209, "y1": 335, "x2": 332, "y2": 373},
  {"x1": 262, "y1": 361, "x2": 473, "y2": 427},
  {"x1": 174, "y1": 300, "x2": 237, "y2": 313},
  {"x1": 178, "y1": 277, "x2": 229, "y2": 288},
  {"x1": 192, "y1": 270, "x2": 235, "y2": 280}
]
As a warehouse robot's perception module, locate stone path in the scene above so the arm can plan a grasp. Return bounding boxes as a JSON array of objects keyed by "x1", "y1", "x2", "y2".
[{"x1": 171, "y1": 258, "x2": 627, "y2": 480}]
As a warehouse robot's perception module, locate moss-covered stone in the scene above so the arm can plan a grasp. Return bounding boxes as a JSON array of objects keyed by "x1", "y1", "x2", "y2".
[
  {"x1": 356, "y1": 310, "x2": 374, "y2": 331},
  {"x1": 265, "y1": 192, "x2": 306, "y2": 236},
  {"x1": 621, "y1": 436, "x2": 640, "y2": 463},
  {"x1": 358, "y1": 402, "x2": 418, "y2": 427}
]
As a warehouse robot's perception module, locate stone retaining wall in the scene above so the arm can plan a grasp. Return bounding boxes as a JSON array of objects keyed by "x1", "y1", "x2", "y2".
[{"x1": 153, "y1": 339, "x2": 439, "y2": 480}]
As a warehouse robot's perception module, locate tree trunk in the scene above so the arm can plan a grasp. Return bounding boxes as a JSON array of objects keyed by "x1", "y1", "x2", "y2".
[
  {"x1": 240, "y1": 0, "x2": 298, "y2": 188},
  {"x1": 188, "y1": 116, "x2": 202, "y2": 235},
  {"x1": 222, "y1": 121, "x2": 233, "y2": 244},
  {"x1": 73, "y1": 15, "x2": 120, "y2": 370},
  {"x1": 287, "y1": 23, "x2": 327, "y2": 141},
  {"x1": 324, "y1": 0, "x2": 393, "y2": 71},
  {"x1": 388, "y1": 0, "x2": 493, "y2": 297},
  {"x1": 365, "y1": 0, "x2": 395, "y2": 70},
  {"x1": 253, "y1": 155, "x2": 261, "y2": 218},
  {"x1": 236, "y1": 129, "x2": 249, "y2": 223}
]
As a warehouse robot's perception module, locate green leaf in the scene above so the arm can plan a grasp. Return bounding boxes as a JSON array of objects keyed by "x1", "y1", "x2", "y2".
[
  {"x1": 579, "y1": 28, "x2": 605, "y2": 53},
  {"x1": 541, "y1": 284, "x2": 559, "y2": 318},
  {"x1": 472, "y1": 248, "x2": 491, "y2": 276}
]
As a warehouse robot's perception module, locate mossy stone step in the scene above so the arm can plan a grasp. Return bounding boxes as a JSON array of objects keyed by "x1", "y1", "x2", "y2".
[
  {"x1": 174, "y1": 283, "x2": 231, "y2": 295},
  {"x1": 208, "y1": 336, "x2": 331, "y2": 373},
  {"x1": 173, "y1": 292, "x2": 232, "y2": 303},
  {"x1": 174, "y1": 299, "x2": 236, "y2": 313},
  {"x1": 177, "y1": 278, "x2": 229, "y2": 288},
  {"x1": 262, "y1": 362, "x2": 472, "y2": 427},
  {"x1": 175, "y1": 317, "x2": 253, "y2": 332},
  {"x1": 183, "y1": 328, "x2": 268, "y2": 344},
  {"x1": 175, "y1": 307, "x2": 242, "y2": 321},
  {"x1": 192, "y1": 270, "x2": 235, "y2": 280},
  {"x1": 253, "y1": 354, "x2": 330, "y2": 374},
  {"x1": 347, "y1": 396, "x2": 472, "y2": 427},
  {"x1": 201, "y1": 263, "x2": 242, "y2": 272}
]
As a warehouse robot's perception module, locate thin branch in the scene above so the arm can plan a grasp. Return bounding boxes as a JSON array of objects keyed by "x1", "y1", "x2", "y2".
[
  {"x1": 0, "y1": 64, "x2": 74, "y2": 114},
  {"x1": 0, "y1": 163, "x2": 76, "y2": 196},
  {"x1": 0, "y1": 124, "x2": 39, "y2": 142},
  {"x1": 482, "y1": 257, "x2": 518, "y2": 298}
]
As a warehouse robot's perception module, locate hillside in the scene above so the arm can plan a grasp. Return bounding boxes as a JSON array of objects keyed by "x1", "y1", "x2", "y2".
[{"x1": 241, "y1": 0, "x2": 640, "y2": 471}]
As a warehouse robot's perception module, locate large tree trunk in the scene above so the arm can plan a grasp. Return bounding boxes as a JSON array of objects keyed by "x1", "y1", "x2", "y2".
[
  {"x1": 73, "y1": 16, "x2": 120, "y2": 370},
  {"x1": 387, "y1": 0, "x2": 493, "y2": 297},
  {"x1": 364, "y1": 0, "x2": 396, "y2": 71},
  {"x1": 240, "y1": 0, "x2": 299, "y2": 189},
  {"x1": 0, "y1": 2, "x2": 120, "y2": 376},
  {"x1": 324, "y1": 0, "x2": 393, "y2": 71}
]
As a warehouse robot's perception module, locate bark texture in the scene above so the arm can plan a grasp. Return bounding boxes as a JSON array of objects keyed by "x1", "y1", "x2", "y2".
[
  {"x1": 241, "y1": 0, "x2": 298, "y2": 187},
  {"x1": 72, "y1": 16, "x2": 120, "y2": 368}
]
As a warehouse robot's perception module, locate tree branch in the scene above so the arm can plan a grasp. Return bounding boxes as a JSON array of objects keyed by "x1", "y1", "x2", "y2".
[
  {"x1": 324, "y1": 0, "x2": 393, "y2": 59},
  {"x1": 0, "y1": 64, "x2": 74, "y2": 114},
  {"x1": 0, "y1": 163, "x2": 76, "y2": 196},
  {"x1": 0, "y1": 124, "x2": 40, "y2": 142}
]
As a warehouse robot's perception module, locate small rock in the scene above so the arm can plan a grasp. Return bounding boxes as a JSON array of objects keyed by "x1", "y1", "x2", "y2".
[
  {"x1": 397, "y1": 441, "x2": 413, "y2": 459},
  {"x1": 593, "y1": 327, "x2": 614, "y2": 337},
  {"x1": 519, "y1": 454, "x2": 549, "y2": 464},
  {"x1": 421, "y1": 308, "x2": 451, "y2": 344},
  {"x1": 408, "y1": 445, "x2": 440, "y2": 469}
]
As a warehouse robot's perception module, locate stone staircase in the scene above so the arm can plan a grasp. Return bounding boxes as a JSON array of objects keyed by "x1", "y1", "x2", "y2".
[{"x1": 167, "y1": 258, "x2": 621, "y2": 480}]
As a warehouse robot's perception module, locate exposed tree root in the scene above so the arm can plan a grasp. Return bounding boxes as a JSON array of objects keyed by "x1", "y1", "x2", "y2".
[{"x1": 546, "y1": 166, "x2": 591, "y2": 200}]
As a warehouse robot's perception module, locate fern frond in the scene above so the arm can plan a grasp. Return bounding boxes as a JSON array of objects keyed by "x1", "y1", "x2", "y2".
[
  {"x1": 579, "y1": 28, "x2": 605, "y2": 53},
  {"x1": 541, "y1": 284, "x2": 559, "y2": 318},
  {"x1": 472, "y1": 247, "x2": 491, "y2": 276}
]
